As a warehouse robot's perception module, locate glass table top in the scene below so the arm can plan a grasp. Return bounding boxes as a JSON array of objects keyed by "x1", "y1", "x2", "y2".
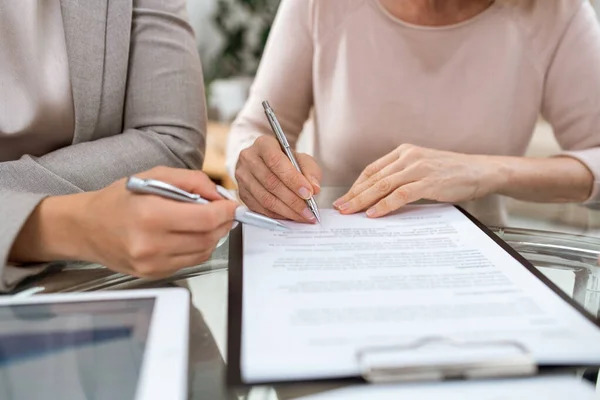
[{"x1": 7, "y1": 189, "x2": 600, "y2": 399}]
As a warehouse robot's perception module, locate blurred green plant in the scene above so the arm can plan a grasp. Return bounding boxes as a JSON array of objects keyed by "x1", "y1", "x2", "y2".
[{"x1": 206, "y1": 0, "x2": 280, "y2": 83}]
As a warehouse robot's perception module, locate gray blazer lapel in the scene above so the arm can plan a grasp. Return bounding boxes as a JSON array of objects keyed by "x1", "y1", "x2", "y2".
[{"x1": 59, "y1": 0, "x2": 108, "y2": 143}]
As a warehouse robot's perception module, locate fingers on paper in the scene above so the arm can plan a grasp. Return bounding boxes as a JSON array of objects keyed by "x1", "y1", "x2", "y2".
[{"x1": 366, "y1": 181, "x2": 428, "y2": 218}]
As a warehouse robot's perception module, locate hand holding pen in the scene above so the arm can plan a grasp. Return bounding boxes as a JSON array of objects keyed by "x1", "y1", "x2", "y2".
[
  {"x1": 126, "y1": 176, "x2": 290, "y2": 232},
  {"x1": 233, "y1": 101, "x2": 323, "y2": 223},
  {"x1": 38, "y1": 167, "x2": 242, "y2": 280}
]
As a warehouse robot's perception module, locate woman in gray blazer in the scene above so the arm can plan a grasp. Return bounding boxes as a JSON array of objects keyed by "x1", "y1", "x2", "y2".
[{"x1": 0, "y1": 0, "x2": 237, "y2": 292}]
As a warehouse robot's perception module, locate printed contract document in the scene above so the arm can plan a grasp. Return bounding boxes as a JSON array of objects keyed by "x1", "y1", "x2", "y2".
[{"x1": 238, "y1": 205, "x2": 600, "y2": 383}]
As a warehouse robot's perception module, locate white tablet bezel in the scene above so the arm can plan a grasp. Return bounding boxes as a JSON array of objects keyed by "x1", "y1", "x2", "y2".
[{"x1": 0, "y1": 288, "x2": 190, "y2": 400}]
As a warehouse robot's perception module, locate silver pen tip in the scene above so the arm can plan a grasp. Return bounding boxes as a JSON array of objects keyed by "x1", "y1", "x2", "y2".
[
  {"x1": 312, "y1": 208, "x2": 322, "y2": 224},
  {"x1": 262, "y1": 100, "x2": 271, "y2": 110}
]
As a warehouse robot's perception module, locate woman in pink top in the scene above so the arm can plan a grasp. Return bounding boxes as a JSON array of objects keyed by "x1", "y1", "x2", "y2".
[{"x1": 226, "y1": 0, "x2": 600, "y2": 225}]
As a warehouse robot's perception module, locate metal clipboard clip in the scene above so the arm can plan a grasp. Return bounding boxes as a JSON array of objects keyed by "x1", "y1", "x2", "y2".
[{"x1": 357, "y1": 336, "x2": 537, "y2": 384}]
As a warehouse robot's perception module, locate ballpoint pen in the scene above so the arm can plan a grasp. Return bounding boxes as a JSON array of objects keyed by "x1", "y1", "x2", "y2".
[
  {"x1": 262, "y1": 100, "x2": 322, "y2": 223},
  {"x1": 125, "y1": 176, "x2": 290, "y2": 232}
]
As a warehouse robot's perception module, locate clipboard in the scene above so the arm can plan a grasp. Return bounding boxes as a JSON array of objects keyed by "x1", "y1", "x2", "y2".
[{"x1": 226, "y1": 205, "x2": 600, "y2": 388}]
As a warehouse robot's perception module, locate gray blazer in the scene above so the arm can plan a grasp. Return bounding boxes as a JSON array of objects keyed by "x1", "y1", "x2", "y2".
[{"x1": 0, "y1": 0, "x2": 207, "y2": 292}]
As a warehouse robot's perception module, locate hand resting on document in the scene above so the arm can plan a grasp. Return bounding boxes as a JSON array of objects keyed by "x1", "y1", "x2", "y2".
[{"x1": 334, "y1": 144, "x2": 594, "y2": 218}]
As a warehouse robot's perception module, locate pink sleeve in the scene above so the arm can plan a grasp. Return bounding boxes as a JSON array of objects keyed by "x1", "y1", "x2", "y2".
[
  {"x1": 542, "y1": 1, "x2": 600, "y2": 207},
  {"x1": 225, "y1": 0, "x2": 314, "y2": 181}
]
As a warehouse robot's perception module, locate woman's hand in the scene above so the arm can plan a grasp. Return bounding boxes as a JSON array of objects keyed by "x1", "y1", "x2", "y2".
[
  {"x1": 334, "y1": 144, "x2": 502, "y2": 218},
  {"x1": 9, "y1": 167, "x2": 239, "y2": 279},
  {"x1": 235, "y1": 135, "x2": 322, "y2": 223}
]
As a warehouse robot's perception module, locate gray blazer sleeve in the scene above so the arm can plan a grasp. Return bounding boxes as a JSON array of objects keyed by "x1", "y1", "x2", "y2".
[{"x1": 0, "y1": 0, "x2": 207, "y2": 292}]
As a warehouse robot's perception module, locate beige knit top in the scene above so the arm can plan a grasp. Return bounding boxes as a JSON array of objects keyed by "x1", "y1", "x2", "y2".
[{"x1": 226, "y1": 0, "x2": 600, "y2": 223}]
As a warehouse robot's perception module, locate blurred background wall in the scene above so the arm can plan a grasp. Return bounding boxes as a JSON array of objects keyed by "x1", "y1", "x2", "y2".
[{"x1": 187, "y1": 0, "x2": 280, "y2": 122}]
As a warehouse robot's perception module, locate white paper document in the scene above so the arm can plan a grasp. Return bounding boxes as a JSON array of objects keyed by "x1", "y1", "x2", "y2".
[
  {"x1": 241, "y1": 205, "x2": 600, "y2": 383},
  {"x1": 296, "y1": 376, "x2": 598, "y2": 400}
]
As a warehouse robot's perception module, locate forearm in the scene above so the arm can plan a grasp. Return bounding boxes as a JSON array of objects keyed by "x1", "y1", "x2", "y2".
[
  {"x1": 0, "y1": 190, "x2": 84, "y2": 292},
  {"x1": 8, "y1": 194, "x2": 89, "y2": 263},
  {"x1": 0, "y1": 128, "x2": 203, "y2": 194},
  {"x1": 490, "y1": 155, "x2": 594, "y2": 203}
]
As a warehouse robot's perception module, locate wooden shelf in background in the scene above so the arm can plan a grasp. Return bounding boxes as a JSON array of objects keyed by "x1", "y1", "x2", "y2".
[{"x1": 203, "y1": 121, "x2": 236, "y2": 189}]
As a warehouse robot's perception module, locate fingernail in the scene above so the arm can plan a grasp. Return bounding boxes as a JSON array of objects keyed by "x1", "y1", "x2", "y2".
[
  {"x1": 366, "y1": 208, "x2": 377, "y2": 217},
  {"x1": 302, "y1": 208, "x2": 316, "y2": 221},
  {"x1": 298, "y1": 187, "x2": 312, "y2": 199},
  {"x1": 337, "y1": 202, "x2": 350, "y2": 211},
  {"x1": 333, "y1": 199, "x2": 343, "y2": 208},
  {"x1": 310, "y1": 176, "x2": 321, "y2": 189}
]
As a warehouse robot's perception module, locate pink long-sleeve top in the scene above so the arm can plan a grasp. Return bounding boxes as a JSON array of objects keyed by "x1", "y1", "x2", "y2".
[{"x1": 226, "y1": 0, "x2": 600, "y2": 224}]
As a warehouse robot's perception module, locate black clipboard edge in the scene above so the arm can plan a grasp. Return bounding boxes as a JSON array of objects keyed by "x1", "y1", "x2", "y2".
[
  {"x1": 227, "y1": 224, "x2": 245, "y2": 386},
  {"x1": 226, "y1": 206, "x2": 600, "y2": 388},
  {"x1": 454, "y1": 205, "x2": 600, "y2": 330}
]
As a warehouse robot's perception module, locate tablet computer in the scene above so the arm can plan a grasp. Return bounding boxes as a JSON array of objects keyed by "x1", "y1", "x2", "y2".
[{"x1": 0, "y1": 288, "x2": 189, "y2": 400}]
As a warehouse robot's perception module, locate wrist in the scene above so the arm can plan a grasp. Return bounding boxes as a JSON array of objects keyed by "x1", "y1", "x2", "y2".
[
  {"x1": 9, "y1": 193, "x2": 92, "y2": 263},
  {"x1": 476, "y1": 155, "x2": 512, "y2": 197},
  {"x1": 483, "y1": 155, "x2": 594, "y2": 202}
]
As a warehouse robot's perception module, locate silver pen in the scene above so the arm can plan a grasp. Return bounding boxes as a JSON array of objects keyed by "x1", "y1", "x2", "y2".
[
  {"x1": 262, "y1": 101, "x2": 322, "y2": 223},
  {"x1": 125, "y1": 176, "x2": 290, "y2": 232}
]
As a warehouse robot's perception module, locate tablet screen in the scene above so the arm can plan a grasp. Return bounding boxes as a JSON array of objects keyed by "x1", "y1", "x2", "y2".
[{"x1": 0, "y1": 298, "x2": 155, "y2": 400}]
